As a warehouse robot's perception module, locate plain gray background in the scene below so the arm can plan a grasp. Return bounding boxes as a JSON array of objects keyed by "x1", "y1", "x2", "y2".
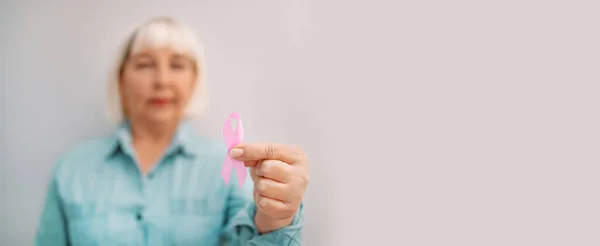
[{"x1": 1, "y1": 0, "x2": 599, "y2": 245}]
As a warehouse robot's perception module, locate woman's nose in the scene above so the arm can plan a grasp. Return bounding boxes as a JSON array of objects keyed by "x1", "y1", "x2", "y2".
[{"x1": 154, "y1": 64, "x2": 173, "y2": 86}]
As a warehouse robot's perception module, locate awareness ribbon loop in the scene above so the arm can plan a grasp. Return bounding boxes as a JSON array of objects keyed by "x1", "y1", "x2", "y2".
[{"x1": 221, "y1": 112, "x2": 246, "y2": 187}]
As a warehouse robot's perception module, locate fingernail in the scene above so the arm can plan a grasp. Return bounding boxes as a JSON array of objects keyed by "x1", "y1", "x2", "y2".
[{"x1": 230, "y1": 148, "x2": 243, "y2": 158}]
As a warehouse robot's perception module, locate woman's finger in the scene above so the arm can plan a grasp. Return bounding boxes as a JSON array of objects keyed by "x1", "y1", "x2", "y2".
[
  {"x1": 255, "y1": 160, "x2": 292, "y2": 183},
  {"x1": 231, "y1": 143, "x2": 306, "y2": 164},
  {"x1": 255, "y1": 194, "x2": 294, "y2": 219},
  {"x1": 255, "y1": 177, "x2": 294, "y2": 202}
]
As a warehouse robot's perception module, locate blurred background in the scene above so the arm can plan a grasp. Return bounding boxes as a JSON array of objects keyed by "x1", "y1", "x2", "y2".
[{"x1": 1, "y1": 0, "x2": 599, "y2": 245}]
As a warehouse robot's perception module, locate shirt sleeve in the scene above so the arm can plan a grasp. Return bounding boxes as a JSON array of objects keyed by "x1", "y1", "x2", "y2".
[
  {"x1": 221, "y1": 170, "x2": 304, "y2": 246},
  {"x1": 34, "y1": 171, "x2": 70, "y2": 246}
]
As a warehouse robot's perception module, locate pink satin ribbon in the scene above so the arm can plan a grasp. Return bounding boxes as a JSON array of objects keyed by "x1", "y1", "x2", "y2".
[{"x1": 221, "y1": 112, "x2": 246, "y2": 187}]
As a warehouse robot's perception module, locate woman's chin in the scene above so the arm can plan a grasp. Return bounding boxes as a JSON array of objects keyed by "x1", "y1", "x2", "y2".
[{"x1": 144, "y1": 111, "x2": 181, "y2": 125}]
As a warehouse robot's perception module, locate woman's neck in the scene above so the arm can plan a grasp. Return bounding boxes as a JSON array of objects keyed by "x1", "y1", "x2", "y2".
[
  {"x1": 129, "y1": 118, "x2": 179, "y2": 144},
  {"x1": 127, "y1": 118, "x2": 181, "y2": 174}
]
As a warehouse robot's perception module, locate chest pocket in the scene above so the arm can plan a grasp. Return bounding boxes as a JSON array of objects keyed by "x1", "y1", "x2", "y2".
[
  {"x1": 167, "y1": 196, "x2": 226, "y2": 245},
  {"x1": 65, "y1": 202, "x2": 140, "y2": 246}
]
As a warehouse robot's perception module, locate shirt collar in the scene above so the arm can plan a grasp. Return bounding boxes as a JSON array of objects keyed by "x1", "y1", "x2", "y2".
[{"x1": 104, "y1": 120, "x2": 201, "y2": 160}]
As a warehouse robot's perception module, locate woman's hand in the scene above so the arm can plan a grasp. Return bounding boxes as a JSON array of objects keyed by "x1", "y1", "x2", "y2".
[{"x1": 230, "y1": 143, "x2": 309, "y2": 233}]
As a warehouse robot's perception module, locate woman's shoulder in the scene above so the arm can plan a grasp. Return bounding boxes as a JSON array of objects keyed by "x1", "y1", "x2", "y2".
[
  {"x1": 51, "y1": 135, "x2": 117, "y2": 176},
  {"x1": 63, "y1": 135, "x2": 117, "y2": 159}
]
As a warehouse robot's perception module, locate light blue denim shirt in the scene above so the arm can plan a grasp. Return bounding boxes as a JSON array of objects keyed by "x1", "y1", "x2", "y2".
[{"x1": 34, "y1": 120, "x2": 303, "y2": 246}]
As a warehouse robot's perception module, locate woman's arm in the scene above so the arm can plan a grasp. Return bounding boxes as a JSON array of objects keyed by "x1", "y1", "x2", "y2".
[
  {"x1": 220, "y1": 170, "x2": 304, "y2": 246},
  {"x1": 34, "y1": 173, "x2": 70, "y2": 246}
]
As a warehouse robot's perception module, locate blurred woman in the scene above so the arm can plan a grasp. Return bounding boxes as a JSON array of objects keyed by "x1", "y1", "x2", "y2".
[{"x1": 34, "y1": 17, "x2": 309, "y2": 246}]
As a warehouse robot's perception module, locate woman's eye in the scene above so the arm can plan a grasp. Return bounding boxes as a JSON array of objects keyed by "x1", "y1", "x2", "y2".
[
  {"x1": 171, "y1": 63, "x2": 186, "y2": 70},
  {"x1": 135, "y1": 62, "x2": 154, "y2": 69}
]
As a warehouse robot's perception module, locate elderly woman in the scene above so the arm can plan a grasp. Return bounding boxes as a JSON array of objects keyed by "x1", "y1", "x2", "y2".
[{"x1": 34, "y1": 17, "x2": 308, "y2": 246}]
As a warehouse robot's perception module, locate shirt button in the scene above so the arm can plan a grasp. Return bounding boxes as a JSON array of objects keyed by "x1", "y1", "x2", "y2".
[
  {"x1": 136, "y1": 213, "x2": 143, "y2": 221},
  {"x1": 147, "y1": 173, "x2": 154, "y2": 179}
]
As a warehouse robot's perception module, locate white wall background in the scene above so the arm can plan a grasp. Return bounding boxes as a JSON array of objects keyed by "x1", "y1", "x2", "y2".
[{"x1": 1, "y1": 0, "x2": 599, "y2": 245}]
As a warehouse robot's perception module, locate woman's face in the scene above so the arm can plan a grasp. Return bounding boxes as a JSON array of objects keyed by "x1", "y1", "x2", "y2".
[{"x1": 119, "y1": 47, "x2": 197, "y2": 124}]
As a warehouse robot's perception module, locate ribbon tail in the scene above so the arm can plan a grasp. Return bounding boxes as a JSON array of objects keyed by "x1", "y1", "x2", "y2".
[
  {"x1": 233, "y1": 160, "x2": 247, "y2": 188},
  {"x1": 223, "y1": 112, "x2": 244, "y2": 187},
  {"x1": 221, "y1": 156, "x2": 233, "y2": 185}
]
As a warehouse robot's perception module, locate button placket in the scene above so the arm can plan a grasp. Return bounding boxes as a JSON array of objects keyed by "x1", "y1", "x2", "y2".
[
  {"x1": 138, "y1": 174, "x2": 151, "y2": 224},
  {"x1": 142, "y1": 177, "x2": 149, "y2": 196}
]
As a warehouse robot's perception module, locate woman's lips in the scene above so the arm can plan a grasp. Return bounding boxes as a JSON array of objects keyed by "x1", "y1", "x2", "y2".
[{"x1": 149, "y1": 98, "x2": 172, "y2": 106}]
